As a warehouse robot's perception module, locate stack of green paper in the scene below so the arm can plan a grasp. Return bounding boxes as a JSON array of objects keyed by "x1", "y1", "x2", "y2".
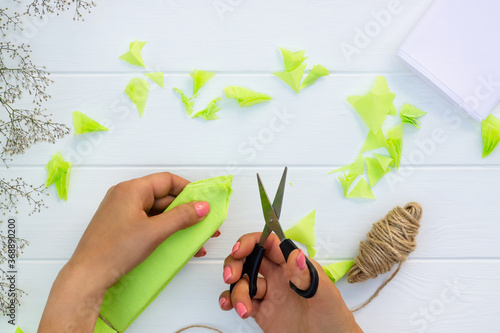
[
  {"x1": 273, "y1": 48, "x2": 329, "y2": 93},
  {"x1": 94, "y1": 176, "x2": 233, "y2": 333},
  {"x1": 45, "y1": 152, "x2": 72, "y2": 201}
]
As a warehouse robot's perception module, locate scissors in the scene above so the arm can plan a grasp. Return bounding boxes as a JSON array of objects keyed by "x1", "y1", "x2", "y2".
[{"x1": 230, "y1": 167, "x2": 319, "y2": 299}]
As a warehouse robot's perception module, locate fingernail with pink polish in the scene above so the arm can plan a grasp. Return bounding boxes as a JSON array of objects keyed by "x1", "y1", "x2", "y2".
[
  {"x1": 219, "y1": 297, "x2": 226, "y2": 308},
  {"x1": 236, "y1": 302, "x2": 248, "y2": 318},
  {"x1": 231, "y1": 242, "x2": 240, "y2": 256},
  {"x1": 201, "y1": 248, "x2": 207, "y2": 256},
  {"x1": 194, "y1": 201, "x2": 210, "y2": 218},
  {"x1": 297, "y1": 250, "x2": 306, "y2": 270},
  {"x1": 214, "y1": 229, "x2": 221, "y2": 237},
  {"x1": 223, "y1": 265, "x2": 232, "y2": 283}
]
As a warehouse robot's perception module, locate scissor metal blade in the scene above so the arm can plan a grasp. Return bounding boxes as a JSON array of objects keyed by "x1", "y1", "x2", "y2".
[
  {"x1": 257, "y1": 173, "x2": 286, "y2": 241},
  {"x1": 272, "y1": 167, "x2": 287, "y2": 219}
]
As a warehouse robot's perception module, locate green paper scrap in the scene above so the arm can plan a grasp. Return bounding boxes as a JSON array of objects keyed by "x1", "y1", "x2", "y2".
[
  {"x1": 400, "y1": 103, "x2": 426, "y2": 128},
  {"x1": 482, "y1": 114, "x2": 500, "y2": 158},
  {"x1": 45, "y1": 151, "x2": 71, "y2": 201},
  {"x1": 224, "y1": 86, "x2": 272, "y2": 107},
  {"x1": 373, "y1": 153, "x2": 394, "y2": 171},
  {"x1": 361, "y1": 130, "x2": 387, "y2": 152},
  {"x1": 119, "y1": 40, "x2": 147, "y2": 68},
  {"x1": 386, "y1": 124, "x2": 403, "y2": 169},
  {"x1": 190, "y1": 69, "x2": 215, "y2": 94},
  {"x1": 300, "y1": 65, "x2": 329, "y2": 90},
  {"x1": 338, "y1": 172, "x2": 355, "y2": 198},
  {"x1": 273, "y1": 62, "x2": 307, "y2": 93},
  {"x1": 192, "y1": 97, "x2": 222, "y2": 121},
  {"x1": 289, "y1": 182, "x2": 293, "y2": 187},
  {"x1": 279, "y1": 47, "x2": 307, "y2": 72},
  {"x1": 346, "y1": 178, "x2": 375, "y2": 199},
  {"x1": 173, "y1": 87, "x2": 197, "y2": 116},
  {"x1": 322, "y1": 260, "x2": 354, "y2": 283},
  {"x1": 365, "y1": 157, "x2": 390, "y2": 187},
  {"x1": 327, "y1": 163, "x2": 352, "y2": 175},
  {"x1": 95, "y1": 317, "x2": 116, "y2": 333},
  {"x1": 284, "y1": 209, "x2": 316, "y2": 250},
  {"x1": 306, "y1": 245, "x2": 317, "y2": 259},
  {"x1": 125, "y1": 78, "x2": 149, "y2": 117},
  {"x1": 371, "y1": 76, "x2": 397, "y2": 116},
  {"x1": 72, "y1": 111, "x2": 108, "y2": 134},
  {"x1": 95, "y1": 176, "x2": 233, "y2": 333},
  {"x1": 15, "y1": 327, "x2": 24, "y2": 333},
  {"x1": 145, "y1": 72, "x2": 165, "y2": 88},
  {"x1": 347, "y1": 153, "x2": 364, "y2": 180}
]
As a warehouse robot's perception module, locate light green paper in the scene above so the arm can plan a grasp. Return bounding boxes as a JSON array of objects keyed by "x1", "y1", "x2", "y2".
[
  {"x1": 192, "y1": 97, "x2": 222, "y2": 121},
  {"x1": 400, "y1": 103, "x2": 426, "y2": 128},
  {"x1": 145, "y1": 72, "x2": 165, "y2": 88},
  {"x1": 386, "y1": 124, "x2": 403, "y2": 169},
  {"x1": 347, "y1": 153, "x2": 364, "y2": 180},
  {"x1": 371, "y1": 76, "x2": 397, "y2": 116},
  {"x1": 279, "y1": 47, "x2": 307, "y2": 72},
  {"x1": 373, "y1": 153, "x2": 394, "y2": 171},
  {"x1": 95, "y1": 176, "x2": 233, "y2": 333},
  {"x1": 45, "y1": 151, "x2": 71, "y2": 201},
  {"x1": 365, "y1": 157, "x2": 389, "y2": 187},
  {"x1": 323, "y1": 260, "x2": 354, "y2": 283},
  {"x1": 15, "y1": 327, "x2": 24, "y2": 333},
  {"x1": 338, "y1": 172, "x2": 355, "y2": 197},
  {"x1": 346, "y1": 178, "x2": 375, "y2": 199},
  {"x1": 347, "y1": 93, "x2": 386, "y2": 134},
  {"x1": 361, "y1": 130, "x2": 387, "y2": 152},
  {"x1": 173, "y1": 87, "x2": 197, "y2": 116},
  {"x1": 125, "y1": 78, "x2": 149, "y2": 117},
  {"x1": 284, "y1": 209, "x2": 316, "y2": 249},
  {"x1": 72, "y1": 111, "x2": 108, "y2": 134},
  {"x1": 327, "y1": 164, "x2": 352, "y2": 175},
  {"x1": 190, "y1": 69, "x2": 215, "y2": 94},
  {"x1": 306, "y1": 245, "x2": 317, "y2": 259},
  {"x1": 273, "y1": 62, "x2": 307, "y2": 93},
  {"x1": 119, "y1": 40, "x2": 146, "y2": 68},
  {"x1": 224, "y1": 86, "x2": 272, "y2": 107},
  {"x1": 482, "y1": 114, "x2": 500, "y2": 158},
  {"x1": 300, "y1": 64, "x2": 329, "y2": 90}
]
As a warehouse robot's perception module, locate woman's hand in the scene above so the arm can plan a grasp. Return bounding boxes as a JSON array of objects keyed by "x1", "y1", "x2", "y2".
[
  {"x1": 39, "y1": 172, "x2": 215, "y2": 333},
  {"x1": 219, "y1": 233, "x2": 362, "y2": 333}
]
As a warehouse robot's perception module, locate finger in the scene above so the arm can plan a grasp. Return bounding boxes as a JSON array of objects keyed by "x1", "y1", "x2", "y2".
[
  {"x1": 150, "y1": 195, "x2": 176, "y2": 213},
  {"x1": 285, "y1": 249, "x2": 311, "y2": 291},
  {"x1": 148, "y1": 201, "x2": 210, "y2": 243},
  {"x1": 212, "y1": 229, "x2": 221, "y2": 238},
  {"x1": 194, "y1": 247, "x2": 207, "y2": 257},
  {"x1": 231, "y1": 233, "x2": 285, "y2": 265},
  {"x1": 230, "y1": 278, "x2": 253, "y2": 319},
  {"x1": 218, "y1": 277, "x2": 266, "y2": 312},
  {"x1": 223, "y1": 255, "x2": 243, "y2": 285},
  {"x1": 219, "y1": 290, "x2": 233, "y2": 311}
]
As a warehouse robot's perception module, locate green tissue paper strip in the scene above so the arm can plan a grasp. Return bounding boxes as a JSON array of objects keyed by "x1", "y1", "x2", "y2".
[
  {"x1": 95, "y1": 317, "x2": 116, "y2": 333},
  {"x1": 400, "y1": 103, "x2": 426, "y2": 128},
  {"x1": 15, "y1": 327, "x2": 24, "y2": 333},
  {"x1": 279, "y1": 47, "x2": 307, "y2": 72},
  {"x1": 95, "y1": 176, "x2": 233, "y2": 333},
  {"x1": 125, "y1": 78, "x2": 149, "y2": 117},
  {"x1": 192, "y1": 97, "x2": 222, "y2": 120},
  {"x1": 190, "y1": 69, "x2": 215, "y2": 94},
  {"x1": 119, "y1": 40, "x2": 147, "y2": 68},
  {"x1": 300, "y1": 65, "x2": 329, "y2": 90},
  {"x1": 145, "y1": 72, "x2": 165, "y2": 88},
  {"x1": 224, "y1": 86, "x2": 272, "y2": 107},
  {"x1": 72, "y1": 111, "x2": 108, "y2": 134},
  {"x1": 481, "y1": 114, "x2": 500, "y2": 158},
  {"x1": 323, "y1": 260, "x2": 354, "y2": 283},
  {"x1": 173, "y1": 87, "x2": 197, "y2": 116},
  {"x1": 361, "y1": 130, "x2": 386, "y2": 152},
  {"x1": 386, "y1": 123, "x2": 403, "y2": 169},
  {"x1": 346, "y1": 178, "x2": 375, "y2": 199},
  {"x1": 45, "y1": 151, "x2": 71, "y2": 201},
  {"x1": 284, "y1": 209, "x2": 316, "y2": 249},
  {"x1": 273, "y1": 62, "x2": 307, "y2": 93}
]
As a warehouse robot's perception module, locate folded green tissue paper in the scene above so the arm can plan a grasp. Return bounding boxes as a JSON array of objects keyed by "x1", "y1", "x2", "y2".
[{"x1": 94, "y1": 175, "x2": 233, "y2": 332}]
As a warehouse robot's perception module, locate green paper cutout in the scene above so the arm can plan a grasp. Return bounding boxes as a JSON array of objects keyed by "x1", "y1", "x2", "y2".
[
  {"x1": 96, "y1": 176, "x2": 233, "y2": 333},
  {"x1": 300, "y1": 64, "x2": 329, "y2": 90},
  {"x1": 338, "y1": 172, "x2": 355, "y2": 197},
  {"x1": 145, "y1": 72, "x2": 165, "y2": 88},
  {"x1": 15, "y1": 328, "x2": 24, "y2": 333},
  {"x1": 273, "y1": 62, "x2": 307, "y2": 93},
  {"x1": 279, "y1": 48, "x2": 307, "y2": 72},
  {"x1": 125, "y1": 78, "x2": 149, "y2": 117},
  {"x1": 119, "y1": 40, "x2": 146, "y2": 68},
  {"x1": 45, "y1": 151, "x2": 71, "y2": 201},
  {"x1": 322, "y1": 260, "x2": 354, "y2": 283},
  {"x1": 192, "y1": 97, "x2": 222, "y2": 121},
  {"x1": 347, "y1": 153, "x2": 364, "y2": 180},
  {"x1": 482, "y1": 114, "x2": 500, "y2": 158},
  {"x1": 224, "y1": 86, "x2": 272, "y2": 107},
  {"x1": 289, "y1": 182, "x2": 293, "y2": 187},
  {"x1": 386, "y1": 124, "x2": 403, "y2": 169},
  {"x1": 346, "y1": 178, "x2": 375, "y2": 199},
  {"x1": 173, "y1": 88, "x2": 197, "y2": 116},
  {"x1": 284, "y1": 209, "x2": 316, "y2": 249},
  {"x1": 190, "y1": 69, "x2": 215, "y2": 94},
  {"x1": 72, "y1": 111, "x2": 108, "y2": 134},
  {"x1": 373, "y1": 153, "x2": 394, "y2": 171},
  {"x1": 365, "y1": 157, "x2": 389, "y2": 187},
  {"x1": 306, "y1": 245, "x2": 317, "y2": 259},
  {"x1": 371, "y1": 76, "x2": 397, "y2": 116},
  {"x1": 361, "y1": 130, "x2": 387, "y2": 152},
  {"x1": 400, "y1": 103, "x2": 426, "y2": 128},
  {"x1": 327, "y1": 164, "x2": 352, "y2": 175}
]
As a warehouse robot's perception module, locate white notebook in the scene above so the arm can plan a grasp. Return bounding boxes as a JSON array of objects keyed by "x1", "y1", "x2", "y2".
[{"x1": 397, "y1": 0, "x2": 500, "y2": 121}]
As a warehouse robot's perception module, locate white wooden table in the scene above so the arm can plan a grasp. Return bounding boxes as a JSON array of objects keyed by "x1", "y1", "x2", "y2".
[{"x1": 3, "y1": 0, "x2": 500, "y2": 332}]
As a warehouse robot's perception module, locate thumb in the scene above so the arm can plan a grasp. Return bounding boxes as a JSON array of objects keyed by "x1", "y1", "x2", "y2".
[
  {"x1": 286, "y1": 249, "x2": 312, "y2": 291},
  {"x1": 149, "y1": 201, "x2": 210, "y2": 242}
]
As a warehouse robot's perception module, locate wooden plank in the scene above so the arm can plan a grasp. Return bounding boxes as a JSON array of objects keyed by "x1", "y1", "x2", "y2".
[{"x1": 4, "y1": 166, "x2": 500, "y2": 260}]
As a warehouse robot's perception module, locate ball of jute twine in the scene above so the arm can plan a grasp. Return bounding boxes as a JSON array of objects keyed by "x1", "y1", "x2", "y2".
[
  {"x1": 347, "y1": 202, "x2": 423, "y2": 312},
  {"x1": 174, "y1": 325, "x2": 223, "y2": 333}
]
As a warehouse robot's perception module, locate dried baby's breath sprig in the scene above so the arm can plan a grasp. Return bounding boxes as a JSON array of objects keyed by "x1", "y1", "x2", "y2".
[
  {"x1": 0, "y1": 178, "x2": 48, "y2": 218},
  {"x1": 0, "y1": 268, "x2": 27, "y2": 315},
  {"x1": 0, "y1": 5, "x2": 23, "y2": 37},
  {"x1": 26, "y1": 0, "x2": 96, "y2": 21}
]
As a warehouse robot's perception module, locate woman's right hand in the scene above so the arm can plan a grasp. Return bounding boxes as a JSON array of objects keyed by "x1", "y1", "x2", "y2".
[{"x1": 219, "y1": 232, "x2": 363, "y2": 332}]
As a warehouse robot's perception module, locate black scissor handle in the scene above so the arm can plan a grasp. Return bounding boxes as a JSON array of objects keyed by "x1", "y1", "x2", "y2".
[
  {"x1": 279, "y1": 238, "x2": 319, "y2": 299},
  {"x1": 230, "y1": 243, "x2": 265, "y2": 299}
]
